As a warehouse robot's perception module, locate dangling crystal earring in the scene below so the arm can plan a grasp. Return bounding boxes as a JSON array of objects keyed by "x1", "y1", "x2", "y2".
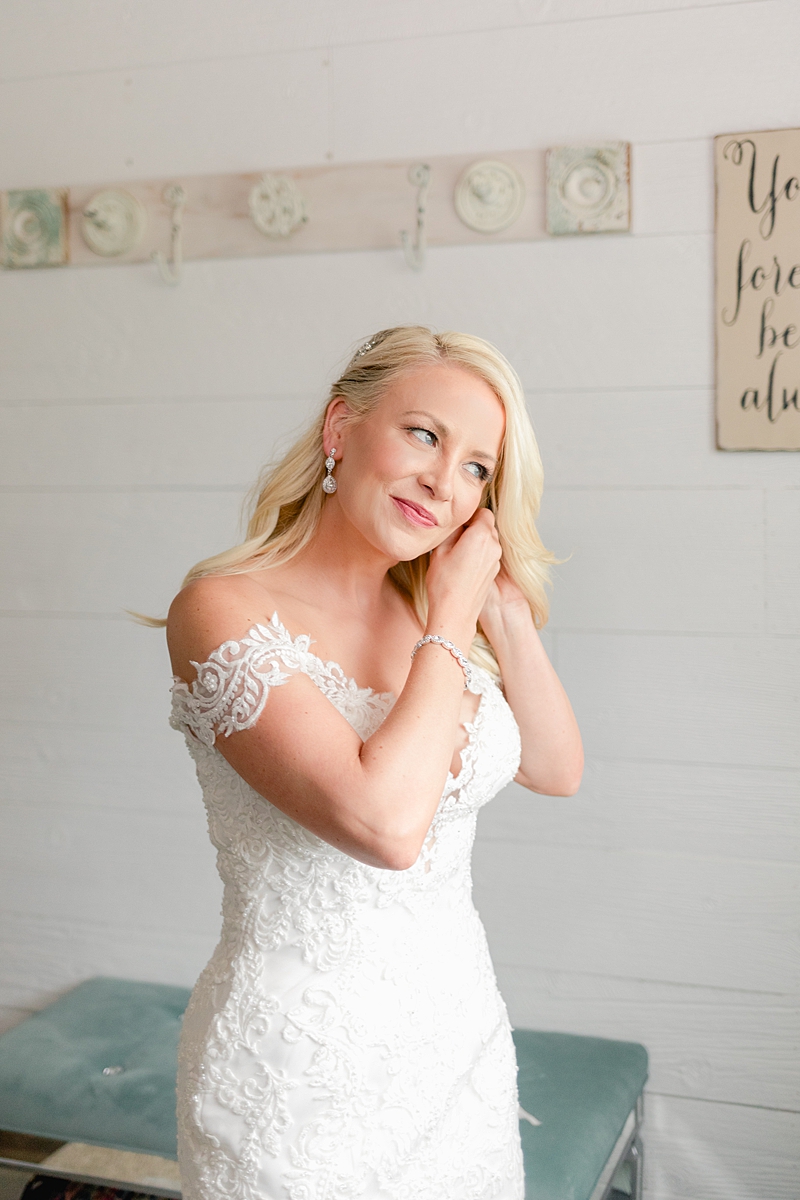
[{"x1": 322, "y1": 449, "x2": 337, "y2": 494}]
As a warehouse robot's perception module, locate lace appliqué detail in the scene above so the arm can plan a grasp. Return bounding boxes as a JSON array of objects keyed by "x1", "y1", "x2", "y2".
[{"x1": 169, "y1": 612, "x2": 395, "y2": 747}]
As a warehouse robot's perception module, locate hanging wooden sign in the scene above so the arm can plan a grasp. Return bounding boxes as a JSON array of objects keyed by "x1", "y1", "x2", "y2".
[{"x1": 715, "y1": 128, "x2": 800, "y2": 450}]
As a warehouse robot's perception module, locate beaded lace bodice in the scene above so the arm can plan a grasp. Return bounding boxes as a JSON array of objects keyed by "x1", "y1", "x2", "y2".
[{"x1": 170, "y1": 613, "x2": 524, "y2": 1200}]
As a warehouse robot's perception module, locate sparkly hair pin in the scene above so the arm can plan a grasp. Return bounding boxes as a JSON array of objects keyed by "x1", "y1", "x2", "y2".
[{"x1": 352, "y1": 333, "x2": 383, "y2": 362}]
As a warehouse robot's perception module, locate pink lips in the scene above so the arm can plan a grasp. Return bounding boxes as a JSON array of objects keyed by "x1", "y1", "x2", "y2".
[{"x1": 391, "y1": 496, "x2": 438, "y2": 528}]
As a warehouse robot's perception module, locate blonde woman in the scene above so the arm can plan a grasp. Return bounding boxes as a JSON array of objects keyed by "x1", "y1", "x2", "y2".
[{"x1": 164, "y1": 327, "x2": 583, "y2": 1200}]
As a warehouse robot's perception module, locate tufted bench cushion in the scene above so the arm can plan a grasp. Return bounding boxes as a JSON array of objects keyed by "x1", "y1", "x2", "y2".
[
  {"x1": 0, "y1": 978, "x2": 190, "y2": 1160},
  {"x1": 513, "y1": 1028, "x2": 648, "y2": 1200}
]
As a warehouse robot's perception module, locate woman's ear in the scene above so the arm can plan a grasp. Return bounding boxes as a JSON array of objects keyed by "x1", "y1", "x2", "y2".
[{"x1": 322, "y1": 396, "x2": 350, "y2": 454}]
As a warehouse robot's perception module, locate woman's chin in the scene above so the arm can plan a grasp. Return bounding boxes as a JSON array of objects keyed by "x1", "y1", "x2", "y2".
[{"x1": 379, "y1": 527, "x2": 445, "y2": 562}]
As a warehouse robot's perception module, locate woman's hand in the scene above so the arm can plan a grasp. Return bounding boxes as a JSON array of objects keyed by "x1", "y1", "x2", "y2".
[
  {"x1": 425, "y1": 509, "x2": 502, "y2": 647},
  {"x1": 475, "y1": 566, "x2": 585, "y2": 798},
  {"x1": 479, "y1": 566, "x2": 534, "y2": 641}
]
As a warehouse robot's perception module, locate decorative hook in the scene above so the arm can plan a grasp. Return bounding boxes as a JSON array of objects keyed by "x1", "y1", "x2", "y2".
[
  {"x1": 152, "y1": 183, "x2": 186, "y2": 285},
  {"x1": 400, "y1": 163, "x2": 431, "y2": 271}
]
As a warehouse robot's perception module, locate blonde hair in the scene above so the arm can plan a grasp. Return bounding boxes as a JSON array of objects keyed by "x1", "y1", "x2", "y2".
[{"x1": 142, "y1": 326, "x2": 554, "y2": 677}]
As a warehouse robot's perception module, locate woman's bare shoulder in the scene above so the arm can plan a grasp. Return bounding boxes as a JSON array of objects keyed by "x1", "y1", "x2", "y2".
[{"x1": 167, "y1": 573, "x2": 277, "y2": 681}]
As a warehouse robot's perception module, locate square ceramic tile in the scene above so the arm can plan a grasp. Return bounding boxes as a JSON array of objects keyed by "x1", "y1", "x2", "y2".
[
  {"x1": 546, "y1": 142, "x2": 630, "y2": 235},
  {"x1": 1, "y1": 188, "x2": 68, "y2": 267}
]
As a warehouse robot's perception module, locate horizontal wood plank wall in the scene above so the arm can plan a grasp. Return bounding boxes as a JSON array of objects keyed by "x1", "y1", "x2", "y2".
[{"x1": 0, "y1": 2, "x2": 798, "y2": 1197}]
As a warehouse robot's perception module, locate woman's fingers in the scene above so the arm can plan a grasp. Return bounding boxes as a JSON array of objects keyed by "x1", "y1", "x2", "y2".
[
  {"x1": 433, "y1": 525, "x2": 465, "y2": 554},
  {"x1": 426, "y1": 505, "x2": 504, "y2": 636}
]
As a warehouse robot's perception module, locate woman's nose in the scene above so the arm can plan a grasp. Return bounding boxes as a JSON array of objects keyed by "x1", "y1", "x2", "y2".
[{"x1": 418, "y1": 459, "x2": 455, "y2": 501}]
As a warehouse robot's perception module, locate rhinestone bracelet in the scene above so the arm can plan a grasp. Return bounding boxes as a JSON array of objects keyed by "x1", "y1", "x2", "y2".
[{"x1": 410, "y1": 634, "x2": 473, "y2": 690}]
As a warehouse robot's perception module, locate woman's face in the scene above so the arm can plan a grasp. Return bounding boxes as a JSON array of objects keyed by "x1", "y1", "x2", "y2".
[{"x1": 325, "y1": 362, "x2": 505, "y2": 561}]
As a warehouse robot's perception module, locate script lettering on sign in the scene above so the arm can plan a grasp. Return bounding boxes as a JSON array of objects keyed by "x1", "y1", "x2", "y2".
[{"x1": 715, "y1": 128, "x2": 800, "y2": 450}]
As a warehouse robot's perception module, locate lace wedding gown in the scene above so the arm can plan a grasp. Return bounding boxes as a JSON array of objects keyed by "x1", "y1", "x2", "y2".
[{"x1": 170, "y1": 614, "x2": 525, "y2": 1200}]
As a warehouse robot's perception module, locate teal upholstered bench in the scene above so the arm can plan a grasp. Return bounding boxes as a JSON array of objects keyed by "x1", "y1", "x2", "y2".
[
  {"x1": 514, "y1": 1029, "x2": 648, "y2": 1200},
  {"x1": 0, "y1": 978, "x2": 187, "y2": 1197},
  {"x1": 0, "y1": 979, "x2": 648, "y2": 1200}
]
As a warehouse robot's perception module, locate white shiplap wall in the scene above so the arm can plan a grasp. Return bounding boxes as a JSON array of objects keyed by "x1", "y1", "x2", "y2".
[{"x1": 0, "y1": 2, "x2": 798, "y2": 1198}]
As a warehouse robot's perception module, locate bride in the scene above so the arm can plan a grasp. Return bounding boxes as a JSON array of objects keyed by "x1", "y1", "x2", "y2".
[{"x1": 164, "y1": 326, "x2": 583, "y2": 1200}]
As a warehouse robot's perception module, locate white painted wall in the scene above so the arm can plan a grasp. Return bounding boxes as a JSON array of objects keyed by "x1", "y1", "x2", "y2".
[{"x1": 0, "y1": 2, "x2": 798, "y2": 1197}]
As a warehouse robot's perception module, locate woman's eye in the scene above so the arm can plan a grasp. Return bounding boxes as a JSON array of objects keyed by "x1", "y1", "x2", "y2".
[
  {"x1": 466, "y1": 462, "x2": 491, "y2": 482},
  {"x1": 406, "y1": 428, "x2": 490, "y2": 482}
]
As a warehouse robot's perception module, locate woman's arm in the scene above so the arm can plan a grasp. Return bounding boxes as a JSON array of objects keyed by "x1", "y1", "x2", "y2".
[
  {"x1": 168, "y1": 512, "x2": 502, "y2": 873},
  {"x1": 479, "y1": 573, "x2": 584, "y2": 796}
]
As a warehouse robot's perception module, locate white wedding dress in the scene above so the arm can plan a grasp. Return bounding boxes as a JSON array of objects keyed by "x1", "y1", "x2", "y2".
[{"x1": 170, "y1": 613, "x2": 525, "y2": 1200}]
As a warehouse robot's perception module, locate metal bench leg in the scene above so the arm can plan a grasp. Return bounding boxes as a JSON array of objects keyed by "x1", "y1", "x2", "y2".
[{"x1": 628, "y1": 1136, "x2": 644, "y2": 1200}]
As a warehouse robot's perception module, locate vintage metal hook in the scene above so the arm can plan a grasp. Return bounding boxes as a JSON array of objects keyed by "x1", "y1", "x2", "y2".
[
  {"x1": 152, "y1": 183, "x2": 186, "y2": 285},
  {"x1": 400, "y1": 163, "x2": 431, "y2": 271}
]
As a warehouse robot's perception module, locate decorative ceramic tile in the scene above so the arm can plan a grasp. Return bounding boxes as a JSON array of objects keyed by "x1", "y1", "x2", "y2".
[
  {"x1": 1, "y1": 188, "x2": 69, "y2": 267},
  {"x1": 454, "y1": 160, "x2": 526, "y2": 233},
  {"x1": 81, "y1": 188, "x2": 146, "y2": 257},
  {"x1": 546, "y1": 143, "x2": 630, "y2": 235},
  {"x1": 249, "y1": 174, "x2": 308, "y2": 238}
]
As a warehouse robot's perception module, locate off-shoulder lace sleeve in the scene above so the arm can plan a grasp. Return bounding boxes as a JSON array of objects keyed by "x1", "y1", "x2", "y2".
[{"x1": 169, "y1": 619, "x2": 295, "y2": 748}]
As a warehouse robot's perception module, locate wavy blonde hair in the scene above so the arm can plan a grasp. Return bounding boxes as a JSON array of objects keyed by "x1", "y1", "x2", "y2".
[{"x1": 141, "y1": 326, "x2": 554, "y2": 676}]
